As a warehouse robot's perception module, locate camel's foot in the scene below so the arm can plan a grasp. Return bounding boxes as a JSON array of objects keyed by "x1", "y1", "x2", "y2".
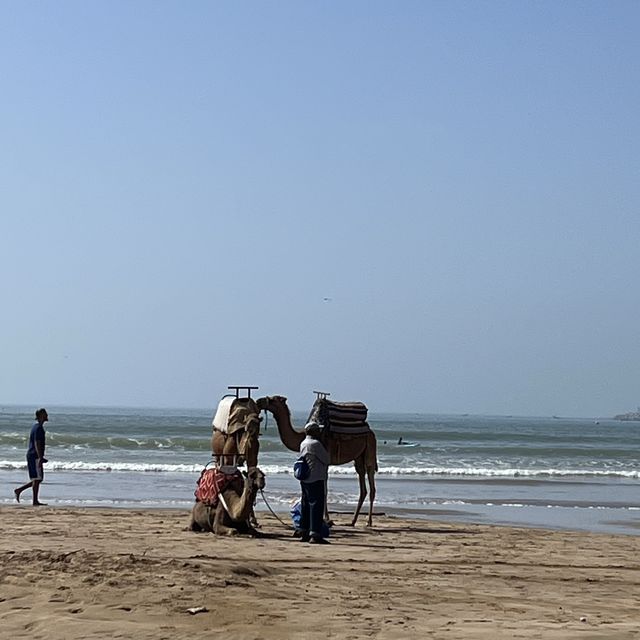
[
  {"x1": 349, "y1": 518, "x2": 373, "y2": 528},
  {"x1": 185, "y1": 524, "x2": 209, "y2": 533},
  {"x1": 214, "y1": 526, "x2": 238, "y2": 536}
]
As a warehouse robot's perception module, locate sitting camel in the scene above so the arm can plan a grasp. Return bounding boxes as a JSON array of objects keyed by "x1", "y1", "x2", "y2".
[{"x1": 188, "y1": 467, "x2": 266, "y2": 536}]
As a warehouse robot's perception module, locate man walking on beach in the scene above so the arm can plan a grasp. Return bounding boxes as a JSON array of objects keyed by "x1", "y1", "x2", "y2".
[
  {"x1": 14, "y1": 408, "x2": 48, "y2": 506},
  {"x1": 297, "y1": 421, "x2": 330, "y2": 544}
]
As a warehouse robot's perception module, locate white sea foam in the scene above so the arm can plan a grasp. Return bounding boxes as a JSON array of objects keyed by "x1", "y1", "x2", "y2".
[
  {"x1": 1, "y1": 460, "x2": 639, "y2": 479},
  {"x1": 0, "y1": 460, "x2": 201, "y2": 473},
  {"x1": 374, "y1": 466, "x2": 640, "y2": 479}
]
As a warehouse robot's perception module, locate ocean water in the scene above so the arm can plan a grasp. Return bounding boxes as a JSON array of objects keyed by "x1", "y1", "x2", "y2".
[{"x1": 2, "y1": 405, "x2": 640, "y2": 535}]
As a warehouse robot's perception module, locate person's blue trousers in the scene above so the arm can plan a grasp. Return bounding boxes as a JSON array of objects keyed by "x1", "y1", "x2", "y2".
[{"x1": 299, "y1": 480, "x2": 326, "y2": 538}]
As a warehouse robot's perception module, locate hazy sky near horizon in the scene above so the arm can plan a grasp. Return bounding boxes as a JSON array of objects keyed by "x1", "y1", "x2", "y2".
[{"x1": 1, "y1": 2, "x2": 638, "y2": 417}]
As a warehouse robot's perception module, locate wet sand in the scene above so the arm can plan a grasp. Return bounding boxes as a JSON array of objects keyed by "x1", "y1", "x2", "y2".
[{"x1": 1, "y1": 506, "x2": 639, "y2": 639}]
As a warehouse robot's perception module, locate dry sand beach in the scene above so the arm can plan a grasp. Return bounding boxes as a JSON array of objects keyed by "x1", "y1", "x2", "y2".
[{"x1": 1, "y1": 507, "x2": 639, "y2": 639}]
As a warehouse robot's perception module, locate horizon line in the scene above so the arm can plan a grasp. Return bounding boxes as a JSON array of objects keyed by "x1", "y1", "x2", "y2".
[{"x1": 0, "y1": 401, "x2": 619, "y2": 421}]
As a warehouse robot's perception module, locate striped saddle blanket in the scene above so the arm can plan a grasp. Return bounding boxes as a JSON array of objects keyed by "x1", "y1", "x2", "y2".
[{"x1": 311, "y1": 399, "x2": 370, "y2": 434}]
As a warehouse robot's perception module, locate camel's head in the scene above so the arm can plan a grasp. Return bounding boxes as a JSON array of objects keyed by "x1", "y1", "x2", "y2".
[
  {"x1": 256, "y1": 395, "x2": 288, "y2": 412},
  {"x1": 246, "y1": 466, "x2": 266, "y2": 491}
]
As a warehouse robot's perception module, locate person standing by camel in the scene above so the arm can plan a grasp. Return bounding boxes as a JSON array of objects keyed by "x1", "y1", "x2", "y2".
[
  {"x1": 14, "y1": 408, "x2": 49, "y2": 506},
  {"x1": 297, "y1": 421, "x2": 330, "y2": 544}
]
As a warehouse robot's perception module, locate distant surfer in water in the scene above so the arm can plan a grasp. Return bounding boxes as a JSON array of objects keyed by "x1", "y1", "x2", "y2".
[{"x1": 397, "y1": 437, "x2": 403, "y2": 445}]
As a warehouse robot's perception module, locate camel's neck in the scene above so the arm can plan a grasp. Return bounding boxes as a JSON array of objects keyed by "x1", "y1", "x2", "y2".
[
  {"x1": 270, "y1": 400, "x2": 305, "y2": 452},
  {"x1": 225, "y1": 476, "x2": 258, "y2": 521},
  {"x1": 239, "y1": 480, "x2": 258, "y2": 519}
]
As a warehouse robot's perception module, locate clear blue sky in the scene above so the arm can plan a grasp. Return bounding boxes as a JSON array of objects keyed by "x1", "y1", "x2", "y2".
[{"x1": 1, "y1": 2, "x2": 638, "y2": 416}]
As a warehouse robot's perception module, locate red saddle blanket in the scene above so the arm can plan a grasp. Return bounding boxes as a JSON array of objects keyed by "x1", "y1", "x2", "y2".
[{"x1": 194, "y1": 467, "x2": 241, "y2": 507}]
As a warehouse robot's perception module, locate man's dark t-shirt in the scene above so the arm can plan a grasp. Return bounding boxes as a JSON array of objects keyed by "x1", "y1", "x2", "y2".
[{"x1": 27, "y1": 422, "x2": 45, "y2": 458}]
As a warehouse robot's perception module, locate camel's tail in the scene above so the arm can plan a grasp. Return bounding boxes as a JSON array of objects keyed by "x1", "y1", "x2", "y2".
[{"x1": 366, "y1": 431, "x2": 378, "y2": 472}]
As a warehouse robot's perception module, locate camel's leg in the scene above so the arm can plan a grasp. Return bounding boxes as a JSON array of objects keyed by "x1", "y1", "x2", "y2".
[
  {"x1": 186, "y1": 506, "x2": 200, "y2": 531},
  {"x1": 323, "y1": 480, "x2": 334, "y2": 526},
  {"x1": 350, "y1": 459, "x2": 368, "y2": 527},
  {"x1": 187, "y1": 502, "x2": 214, "y2": 532},
  {"x1": 249, "y1": 493, "x2": 261, "y2": 529},
  {"x1": 366, "y1": 466, "x2": 376, "y2": 527},
  {"x1": 212, "y1": 504, "x2": 238, "y2": 536}
]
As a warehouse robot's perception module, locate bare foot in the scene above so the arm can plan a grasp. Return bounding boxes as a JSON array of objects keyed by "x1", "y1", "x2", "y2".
[
  {"x1": 14, "y1": 489, "x2": 20, "y2": 503},
  {"x1": 32, "y1": 501, "x2": 47, "y2": 506}
]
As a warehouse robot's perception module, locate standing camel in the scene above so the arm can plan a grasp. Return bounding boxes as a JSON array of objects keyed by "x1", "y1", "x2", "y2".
[{"x1": 256, "y1": 395, "x2": 378, "y2": 527}]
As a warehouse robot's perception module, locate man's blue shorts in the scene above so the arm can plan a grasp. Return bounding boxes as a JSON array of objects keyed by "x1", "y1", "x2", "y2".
[{"x1": 26, "y1": 455, "x2": 43, "y2": 481}]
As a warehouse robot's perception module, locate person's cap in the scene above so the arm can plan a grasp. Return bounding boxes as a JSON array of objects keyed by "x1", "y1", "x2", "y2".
[{"x1": 304, "y1": 421, "x2": 321, "y2": 434}]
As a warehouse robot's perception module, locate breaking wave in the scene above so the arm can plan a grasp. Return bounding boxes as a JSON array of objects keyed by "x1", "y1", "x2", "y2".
[{"x1": 1, "y1": 460, "x2": 639, "y2": 479}]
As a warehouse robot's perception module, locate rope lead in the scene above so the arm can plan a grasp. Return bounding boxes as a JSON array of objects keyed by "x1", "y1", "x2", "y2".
[{"x1": 258, "y1": 488, "x2": 292, "y2": 529}]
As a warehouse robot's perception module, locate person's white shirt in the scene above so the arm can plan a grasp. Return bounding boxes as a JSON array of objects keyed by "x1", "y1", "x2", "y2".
[{"x1": 299, "y1": 435, "x2": 329, "y2": 483}]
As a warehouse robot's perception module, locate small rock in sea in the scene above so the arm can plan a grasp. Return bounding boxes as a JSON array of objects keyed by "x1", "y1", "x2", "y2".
[{"x1": 579, "y1": 616, "x2": 587, "y2": 623}]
